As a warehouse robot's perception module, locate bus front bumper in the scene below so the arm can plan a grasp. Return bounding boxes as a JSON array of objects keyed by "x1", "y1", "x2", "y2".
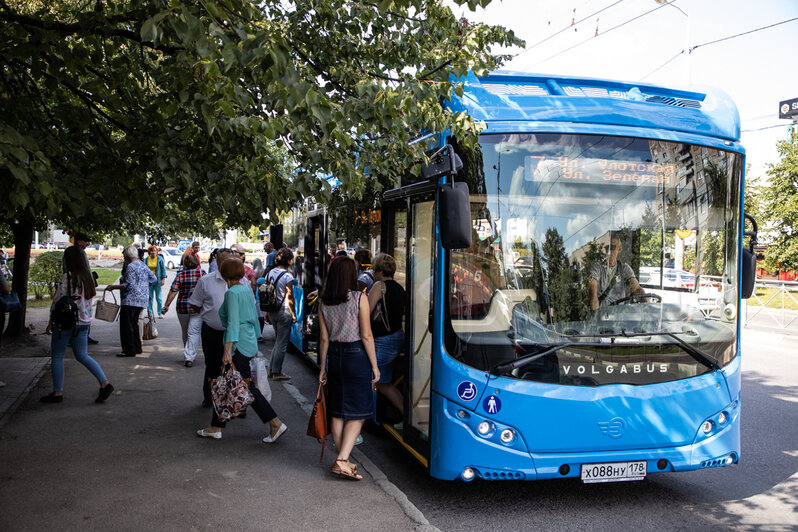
[{"x1": 430, "y1": 394, "x2": 740, "y2": 481}]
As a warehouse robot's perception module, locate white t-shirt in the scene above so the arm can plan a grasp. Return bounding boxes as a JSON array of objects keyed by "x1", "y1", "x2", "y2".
[{"x1": 266, "y1": 268, "x2": 294, "y2": 310}]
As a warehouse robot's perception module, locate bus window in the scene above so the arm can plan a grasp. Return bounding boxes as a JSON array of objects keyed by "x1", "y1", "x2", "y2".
[{"x1": 446, "y1": 133, "x2": 742, "y2": 386}]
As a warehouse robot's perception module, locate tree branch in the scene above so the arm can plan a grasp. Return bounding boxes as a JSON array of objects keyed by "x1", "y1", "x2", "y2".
[{"x1": 0, "y1": 7, "x2": 182, "y2": 56}]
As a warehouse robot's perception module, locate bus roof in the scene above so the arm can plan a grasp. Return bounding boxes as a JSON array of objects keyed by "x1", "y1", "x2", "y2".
[{"x1": 448, "y1": 71, "x2": 741, "y2": 142}]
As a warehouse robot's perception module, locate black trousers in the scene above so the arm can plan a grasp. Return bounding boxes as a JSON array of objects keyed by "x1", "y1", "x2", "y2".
[
  {"x1": 119, "y1": 305, "x2": 143, "y2": 355},
  {"x1": 211, "y1": 350, "x2": 278, "y2": 428},
  {"x1": 201, "y1": 323, "x2": 225, "y2": 403}
]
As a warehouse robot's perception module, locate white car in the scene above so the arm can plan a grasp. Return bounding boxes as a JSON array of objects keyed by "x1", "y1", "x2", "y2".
[
  {"x1": 639, "y1": 267, "x2": 695, "y2": 289},
  {"x1": 161, "y1": 247, "x2": 183, "y2": 269}
]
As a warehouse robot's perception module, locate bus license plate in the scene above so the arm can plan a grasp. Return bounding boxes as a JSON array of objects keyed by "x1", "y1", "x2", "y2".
[{"x1": 580, "y1": 461, "x2": 647, "y2": 483}]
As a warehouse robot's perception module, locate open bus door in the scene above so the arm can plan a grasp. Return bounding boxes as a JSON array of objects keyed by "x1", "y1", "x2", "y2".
[
  {"x1": 298, "y1": 212, "x2": 330, "y2": 364},
  {"x1": 380, "y1": 182, "x2": 436, "y2": 466}
]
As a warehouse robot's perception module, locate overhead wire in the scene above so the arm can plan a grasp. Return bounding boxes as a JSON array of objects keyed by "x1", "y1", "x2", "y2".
[
  {"x1": 523, "y1": 0, "x2": 675, "y2": 70},
  {"x1": 514, "y1": 0, "x2": 627, "y2": 58},
  {"x1": 689, "y1": 17, "x2": 798, "y2": 53},
  {"x1": 741, "y1": 124, "x2": 794, "y2": 133},
  {"x1": 639, "y1": 50, "x2": 683, "y2": 81},
  {"x1": 639, "y1": 16, "x2": 798, "y2": 82}
]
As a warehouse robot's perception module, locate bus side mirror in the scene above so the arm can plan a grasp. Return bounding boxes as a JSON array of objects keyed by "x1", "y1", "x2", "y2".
[
  {"x1": 439, "y1": 181, "x2": 472, "y2": 250},
  {"x1": 741, "y1": 248, "x2": 756, "y2": 299},
  {"x1": 742, "y1": 212, "x2": 758, "y2": 299}
]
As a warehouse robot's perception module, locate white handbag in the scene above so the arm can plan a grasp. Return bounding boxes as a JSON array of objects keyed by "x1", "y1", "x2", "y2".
[{"x1": 94, "y1": 289, "x2": 120, "y2": 322}]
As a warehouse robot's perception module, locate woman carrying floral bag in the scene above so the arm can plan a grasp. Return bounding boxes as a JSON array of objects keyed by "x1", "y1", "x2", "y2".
[{"x1": 196, "y1": 258, "x2": 287, "y2": 442}]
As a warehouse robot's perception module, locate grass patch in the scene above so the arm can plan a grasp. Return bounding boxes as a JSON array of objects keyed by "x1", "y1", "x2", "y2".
[
  {"x1": 95, "y1": 268, "x2": 122, "y2": 286},
  {"x1": 748, "y1": 287, "x2": 798, "y2": 310},
  {"x1": 26, "y1": 296, "x2": 53, "y2": 309}
]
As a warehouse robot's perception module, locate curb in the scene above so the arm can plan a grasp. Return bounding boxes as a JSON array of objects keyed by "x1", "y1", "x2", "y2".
[
  {"x1": 282, "y1": 381, "x2": 439, "y2": 532},
  {"x1": 0, "y1": 359, "x2": 49, "y2": 431}
]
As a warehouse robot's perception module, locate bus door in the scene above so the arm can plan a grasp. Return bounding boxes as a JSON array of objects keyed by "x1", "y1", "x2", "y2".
[
  {"x1": 382, "y1": 182, "x2": 436, "y2": 463},
  {"x1": 301, "y1": 212, "x2": 329, "y2": 363}
]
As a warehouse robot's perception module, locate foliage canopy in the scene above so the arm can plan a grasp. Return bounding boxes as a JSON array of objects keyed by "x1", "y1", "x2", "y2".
[
  {"x1": 1, "y1": 0, "x2": 521, "y2": 236},
  {"x1": 760, "y1": 140, "x2": 798, "y2": 272}
]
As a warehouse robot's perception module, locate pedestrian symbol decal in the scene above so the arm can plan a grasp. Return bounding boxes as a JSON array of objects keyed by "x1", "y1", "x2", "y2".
[
  {"x1": 483, "y1": 395, "x2": 501, "y2": 414},
  {"x1": 457, "y1": 381, "x2": 477, "y2": 401}
]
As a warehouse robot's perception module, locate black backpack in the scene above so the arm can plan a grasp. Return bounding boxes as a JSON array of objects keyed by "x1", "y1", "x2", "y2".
[
  {"x1": 51, "y1": 274, "x2": 80, "y2": 337},
  {"x1": 259, "y1": 270, "x2": 289, "y2": 312}
]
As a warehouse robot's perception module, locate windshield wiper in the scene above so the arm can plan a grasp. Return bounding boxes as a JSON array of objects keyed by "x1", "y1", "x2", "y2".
[{"x1": 491, "y1": 329, "x2": 720, "y2": 376}]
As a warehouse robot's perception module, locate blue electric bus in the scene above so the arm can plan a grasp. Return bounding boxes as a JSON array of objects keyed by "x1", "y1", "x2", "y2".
[{"x1": 291, "y1": 71, "x2": 757, "y2": 482}]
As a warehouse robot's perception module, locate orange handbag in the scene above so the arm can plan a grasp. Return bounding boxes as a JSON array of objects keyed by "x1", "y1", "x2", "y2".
[{"x1": 306, "y1": 381, "x2": 329, "y2": 461}]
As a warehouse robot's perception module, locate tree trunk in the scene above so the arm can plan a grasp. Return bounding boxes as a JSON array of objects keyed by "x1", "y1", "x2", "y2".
[{"x1": 5, "y1": 217, "x2": 33, "y2": 338}]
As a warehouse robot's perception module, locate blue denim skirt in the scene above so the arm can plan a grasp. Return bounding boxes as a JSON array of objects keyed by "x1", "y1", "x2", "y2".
[{"x1": 327, "y1": 341, "x2": 373, "y2": 420}]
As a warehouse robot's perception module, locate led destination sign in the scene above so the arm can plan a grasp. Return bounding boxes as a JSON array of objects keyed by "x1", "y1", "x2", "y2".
[{"x1": 526, "y1": 156, "x2": 677, "y2": 186}]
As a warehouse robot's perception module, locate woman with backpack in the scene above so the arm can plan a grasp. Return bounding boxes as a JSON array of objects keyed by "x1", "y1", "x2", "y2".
[
  {"x1": 367, "y1": 253, "x2": 406, "y2": 416},
  {"x1": 265, "y1": 248, "x2": 296, "y2": 381},
  {"x1": 318, "y1": 256, "x2": 379, "y2": 480},
  {"x1": 41, "y1": 246, "x2": 113, "y2": 403}
]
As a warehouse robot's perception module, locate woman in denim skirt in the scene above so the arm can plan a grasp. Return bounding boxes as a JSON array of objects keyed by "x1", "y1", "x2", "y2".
[{"x1": 318, "y1": 257, "x2": 379, "y2": 480}]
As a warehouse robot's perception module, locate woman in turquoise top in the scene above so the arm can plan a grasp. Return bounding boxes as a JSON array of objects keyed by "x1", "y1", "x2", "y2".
[{"x1": 196, "y1": 258, "x2": 287, "y2": 443}]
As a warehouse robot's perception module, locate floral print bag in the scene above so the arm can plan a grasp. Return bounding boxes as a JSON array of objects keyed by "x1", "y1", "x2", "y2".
[{"x1": 211, "y1": 363, "x2": 254, "y2": 422}]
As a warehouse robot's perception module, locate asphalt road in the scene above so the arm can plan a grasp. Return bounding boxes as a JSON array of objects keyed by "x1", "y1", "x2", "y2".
[{"x1": 282, "y1": 325, "x2": 798, "y2": 531}]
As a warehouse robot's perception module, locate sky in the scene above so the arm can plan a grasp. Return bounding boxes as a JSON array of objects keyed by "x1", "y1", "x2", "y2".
[{"x1": 449, "y1": 0, "x2": 798, "y2": 178}]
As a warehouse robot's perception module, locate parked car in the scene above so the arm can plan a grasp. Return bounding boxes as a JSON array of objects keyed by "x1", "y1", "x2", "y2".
[
  {"x1": 638, "y1": 267, "x2": 695, "y2": 289},
  {"x1": 161, "y1": 247, "x2": 183, "y2": 269}
]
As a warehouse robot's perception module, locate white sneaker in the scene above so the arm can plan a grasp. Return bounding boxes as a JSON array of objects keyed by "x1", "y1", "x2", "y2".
[
  {"x1": 197, "y1": 428, "x2": 222, "y2": 439},
  {"x1": 263, "y1": 424, "x2": 287, "y2": 443}
]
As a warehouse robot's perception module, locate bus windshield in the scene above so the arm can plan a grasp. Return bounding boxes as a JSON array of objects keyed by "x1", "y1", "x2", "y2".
[{"x1": 448, "y1": 133, "x2": 743, "y2": 386}]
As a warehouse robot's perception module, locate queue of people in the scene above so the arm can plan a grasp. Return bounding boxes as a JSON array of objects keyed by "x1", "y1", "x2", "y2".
[{"x1": 36, "y1": 237, "x2": 405, "y2": 482}]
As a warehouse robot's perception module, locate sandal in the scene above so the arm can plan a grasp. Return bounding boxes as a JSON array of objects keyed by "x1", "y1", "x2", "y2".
[{"x1": 331, "y1": 458, "x2": 362, "y2": 481}]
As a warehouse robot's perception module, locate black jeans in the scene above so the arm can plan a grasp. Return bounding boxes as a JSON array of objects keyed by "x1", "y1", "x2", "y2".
[
  {"x1": 201, "y1": 323, "x2": 225, "y2": 403},
  {"x1": 119, "y1": 306, "x2": 143, "y2": 355},
  {"x1": 211, "y1": 350, "x2": 278, "y2": 428}
]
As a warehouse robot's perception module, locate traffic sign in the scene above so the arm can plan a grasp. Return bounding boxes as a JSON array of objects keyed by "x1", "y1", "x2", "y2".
[{"x1": 779, "y1": 98, "x2": 798, "y2": 119}]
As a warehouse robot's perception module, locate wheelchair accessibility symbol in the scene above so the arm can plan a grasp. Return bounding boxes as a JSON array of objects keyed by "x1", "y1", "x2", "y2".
[{"x1": 457, "y1": 381, "x2": 478, "y2": 401}]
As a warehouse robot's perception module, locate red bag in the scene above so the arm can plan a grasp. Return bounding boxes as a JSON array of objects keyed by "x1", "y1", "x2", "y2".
[{"x1": 306, "y1": 382, "x2": 329, "y2": 461}]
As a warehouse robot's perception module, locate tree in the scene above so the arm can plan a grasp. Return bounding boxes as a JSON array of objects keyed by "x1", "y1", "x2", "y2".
[
  {"x1": 542, "y1": 228, "x2": 581, "y2": 323},
  {"x1": 761, "y1": 140, "x2": 798, "y2": 273},
  {"x1": 1, "y1": 0, "x2": 522, "y2": 335}
]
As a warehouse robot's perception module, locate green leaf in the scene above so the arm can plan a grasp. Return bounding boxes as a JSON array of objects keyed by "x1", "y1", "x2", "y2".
[{"x1": 9, "y1": 166, "x2": 30, "y2": 184}]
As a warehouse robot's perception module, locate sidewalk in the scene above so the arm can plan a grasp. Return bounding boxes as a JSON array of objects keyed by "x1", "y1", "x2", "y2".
[{"x1": 0, "y1": 305, "x2": 422, "y2": 531}]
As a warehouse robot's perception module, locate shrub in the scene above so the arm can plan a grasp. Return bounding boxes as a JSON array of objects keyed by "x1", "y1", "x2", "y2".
[{"x1": 29, "y1": 251, "x2": 64, "y2": 297}]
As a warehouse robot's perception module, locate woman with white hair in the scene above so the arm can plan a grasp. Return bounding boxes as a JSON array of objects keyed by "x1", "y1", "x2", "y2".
[{"x1": 108, "y1": 245, "x2": 157, "y2": 357}]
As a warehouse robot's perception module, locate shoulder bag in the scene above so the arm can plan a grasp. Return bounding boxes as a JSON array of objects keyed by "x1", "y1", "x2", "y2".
[
  {"x1": 306, "y1": 381, "x2": 329, "y2": 461},
  {"x1": 143, "y1": 314, "x2": 158, "y2": 340},
  {"x1": 0, "y1": 292, "x2": 21, "y2": 313},
  {"x1": 95, "y1": 288, "x2": 120, "y2": 322}
]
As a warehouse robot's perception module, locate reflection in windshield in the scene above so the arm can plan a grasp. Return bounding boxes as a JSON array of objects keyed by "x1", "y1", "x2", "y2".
[{"x1": 448, "y1": 134, "x2": 742, "y2": 386}]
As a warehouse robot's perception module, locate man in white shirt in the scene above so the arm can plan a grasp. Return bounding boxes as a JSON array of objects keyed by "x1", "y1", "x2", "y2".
[{"x1": 189, "y1": 248, "x2": 236, "y2": 407}]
